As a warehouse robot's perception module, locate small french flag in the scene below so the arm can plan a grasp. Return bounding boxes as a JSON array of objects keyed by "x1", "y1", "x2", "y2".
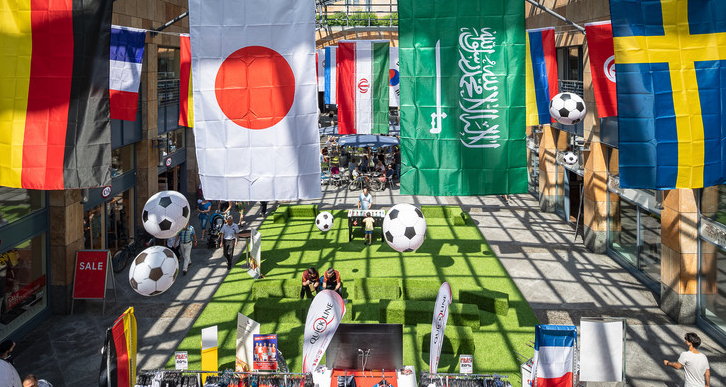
[
  {"x1": 532, "y1": 325, "x2": 577, "y2": 387},
  {"x1": 110, "y1": 26, "x2": 146, "y2": 121}
]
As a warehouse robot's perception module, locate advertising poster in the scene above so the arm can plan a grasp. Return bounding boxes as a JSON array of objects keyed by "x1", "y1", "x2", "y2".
[
  {"x1": 249, "y1": 228, "x2": 262, "y2": 278},
  {"x1": 459, "y1": 354, "x2": 472, "y2": 374},
  {"x1": 302, "y1": 290, "x2": 346, "y2": 372},
  {"x1": 253, "y1": 334, "x2": 278, "y2": 371},
  {"x1": 236, "y1": 313, "x2": 260, "y2": 372}
]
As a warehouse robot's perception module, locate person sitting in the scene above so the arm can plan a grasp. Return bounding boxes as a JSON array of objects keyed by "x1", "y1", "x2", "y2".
[
  {"x1": 323, "y1": 267, "x2": 342, "y2": 296},
  {"x1": 352, "y1": 166, "x2": 369, "y2": 186},
  {"x1": 375, "y1": 159, "x2": 386, "y2": 174},
  {"x1": 300, "y1": 267, "x2": 322, "y2": 299},
  {"x1": 386, "y1": 164, "x2": 395, "y2": 180}
]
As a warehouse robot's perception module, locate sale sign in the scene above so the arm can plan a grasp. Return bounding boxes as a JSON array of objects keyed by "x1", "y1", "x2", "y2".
[{"x1": 72, "y1": 250, "x2": 111, "y2": 299}]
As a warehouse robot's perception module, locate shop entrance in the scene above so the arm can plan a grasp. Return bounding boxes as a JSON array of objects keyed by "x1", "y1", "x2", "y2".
[{"x1": 159, "y1": 164, "x2": 184, "y2": 192}]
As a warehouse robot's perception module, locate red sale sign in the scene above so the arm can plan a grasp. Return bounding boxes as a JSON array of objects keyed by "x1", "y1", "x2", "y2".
[{"x1": 73, "y1": 250, "x2": 111, "y2": 299}]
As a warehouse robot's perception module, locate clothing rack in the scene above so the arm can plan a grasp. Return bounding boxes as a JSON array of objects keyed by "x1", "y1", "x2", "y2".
[
  {"x1": 136, "y1": 370, "x2": 313, "y2": 387},
  {"x1": 418, "y1": 372, "x2": 511, "y2": 387}
]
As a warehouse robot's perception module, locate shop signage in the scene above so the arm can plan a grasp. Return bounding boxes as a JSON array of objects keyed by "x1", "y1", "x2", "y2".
[
  {"x1": 101, "y1": 186, "x2": 112, "y2": 198},
  {"x1": 165, "y1": 156, "x2": 173, "y2": 167},
  {"x1": 459, "y1": 354, "x2": 473, "y2": 374},
  {"x1": 72, "y1": 250, "x2": 112, "y2": 299},
  {"x1": 7, "y1": 275, "x2": 46, "y2": 310},
  {"x1": 701, "y1": 219, "x2": 726, "y2": 250},
  {"x1": 175, "y1": 351, "x2": 188, "y2": 370},
  {"x1": 253, "y1": 334, "x2": 278, "y2": 371}
]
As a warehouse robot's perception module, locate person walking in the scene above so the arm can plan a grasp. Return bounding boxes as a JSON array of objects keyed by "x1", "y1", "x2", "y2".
[
  {"x1": 260, "y1": 201, "x2": 269, "y2": 217},
  {"x1": 22, "y1": 375, "x2": 52, "y2": 387},
  {"x1": 0, "y1": 340, "x2": 21, "y2": 387},
  {"x1": 358, "y1": 187, "x2": 373, "y2": 211},
  {"x1": 197, "y1": 198, "x2": 212, "y2": 241},
  {"x1": 663, "y1": 332, "x2": 710, "y2": 387},
  {"x1": 219, "y1": 216, "x2": 240, "y2": 270},
  {"x1": 178, "y1": 222, "x2": 197, "y2": 275}
]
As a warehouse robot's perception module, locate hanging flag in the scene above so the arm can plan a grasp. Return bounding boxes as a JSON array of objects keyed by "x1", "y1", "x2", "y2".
[
  {"x1": 389, "y1": 46, "x2": 400, "y2": 107},
  {"x1": 179, "y1": 34, "x2": 194, "y2": 128},
  {"x1": 110, "y1": 26, "x2": 146, "y2": 121},
  {"x1": 302, "y1": 290, "x2": 346, "y2": 373},
  {"x1": 324, "y1": 46, "x2": 337, "y2": 105},
  {"x1": 429, "y1": 282, "x2": 451, "y2": 373},
  {"x1": 99, "y1": 307, "x2": 137, "y2": 387},
  {"x1": 399, "y1": 0, "x2": 527, "y2": 196},
  {"x1": 189, "y1": 0, "x2": 321, "y2": 201},
  {"x1": 0, "y1": 0, "x2": 113, "y2": 190},
  {"x1": 525, "y1": 27, "x2": 558, "y2": 126},
  {"x1": 532, "y1": 325, "x2": 576, "y2": 387},
  {"x1": 317, "y1": 48, "x2": 326, "y2": 92},
  {"x1": 585, "y1": 21, "x2": 617, "y2": 118},
  {"x1": 611, "y1": 0, "x2": 726, "y2": 189},
  {"x1": 337, "y1": 40, "x2": 390, "y2": 135}
]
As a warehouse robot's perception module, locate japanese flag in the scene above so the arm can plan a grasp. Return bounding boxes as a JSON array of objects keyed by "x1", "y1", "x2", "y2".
[{"x1": 189, "y1": 0, "x2": 321, "y2": 201}]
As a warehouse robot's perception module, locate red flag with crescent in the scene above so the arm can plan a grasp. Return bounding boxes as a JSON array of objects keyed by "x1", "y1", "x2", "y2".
[
  {"x1": 585, "y1": 21, "x2": 618, "y2": 118},
  {"x1": 188, "y1": 0, "x2": 321, "y2": 201}
]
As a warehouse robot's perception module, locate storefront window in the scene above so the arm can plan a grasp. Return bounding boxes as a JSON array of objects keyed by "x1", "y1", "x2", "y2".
[
  {"x1": 157, "y1": 128, "x2": 186, "y2": 165},
  {"x1": 0, "y1": 188, "x2": 45, "y2": 229},
  {"x1": 84, "y1": 205, "x2": 105, "y2": 250},
  {"x1": 111, "y1": 144, "x2": 135, "y2": 178},
  {"x1": 0, "y1": 233, "x2": 47, "y2": 341},
  {"x1": 640, "y1": 211, "x2": 662, "y2": 282},
  {"x1": 106, "y1": 189, "x2": 134, "y2": 254},
  {"x1": 609, "y1": 195, "x2": 638, "y2": 265},
  {"x1": 158, "y1": 47, "x2": 180, "y2": 107},
  {"x1": 701, "y1": 185, "x2": 726, "y2": 224},
  {"x1": 700, "y1": 240, "x2": 726, "y2": 331}
]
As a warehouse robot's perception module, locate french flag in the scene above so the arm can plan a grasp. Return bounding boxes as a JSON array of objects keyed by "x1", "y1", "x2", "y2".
[
  {"x1": 532, "y1": 325, "x2": 577, "y2": 387},
  {"x1": 110, "y1": 26, "x2": 146, "y2": 121}
]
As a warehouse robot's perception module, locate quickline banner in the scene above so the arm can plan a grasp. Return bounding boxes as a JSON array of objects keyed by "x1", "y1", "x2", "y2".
[
  {"x1": 430, "y1": 282, "x2": 451, "y2": 373},
  {"x1": 398, "y1": 0, "x2": 527, "y2": 196},
  {"x1": 302, "y1": 290, "x2": 346, "y2": 373}
]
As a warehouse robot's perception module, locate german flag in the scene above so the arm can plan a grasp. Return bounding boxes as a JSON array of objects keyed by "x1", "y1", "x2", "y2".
[
  {"x1": 178, "y1": 34, "x2": 194, "y2": 128},
  {"x1": 0, "y1": 0, "x2": 113, "y2": 190},
  {"x1": 99, "y1": 307, "x2": 137, "y2": 387}
]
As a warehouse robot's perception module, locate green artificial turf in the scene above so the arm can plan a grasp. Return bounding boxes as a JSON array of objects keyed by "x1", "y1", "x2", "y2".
[{"x1": 167, "y1": 206, "x2": 538, "y2": 383}]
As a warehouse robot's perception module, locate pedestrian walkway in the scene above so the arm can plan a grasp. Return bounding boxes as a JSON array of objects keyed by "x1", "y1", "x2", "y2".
[{"x1": 12, "y1": 185, "x2": 725, "y2": 386}]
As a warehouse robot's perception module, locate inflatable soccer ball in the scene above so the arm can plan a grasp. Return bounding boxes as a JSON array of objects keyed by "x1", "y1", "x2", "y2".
[
  {"x1": 142, "y1": 190, "x2": 190, "y2": 239},
  {"x1": 315, "y1": 211, "x2": 334, "y2": 232},
  {"x1": 128, "y1": 246, "x2": 179, "y2": 296},
  {"x1": 549, "y1": 92, "x2": 586, "y2": 125},
  {"x1": 382, "y1": 204, "x2": 427, "y2": 252},
  {"x1": 563, "y1": 151, "x2": 578, "y2": 165}
]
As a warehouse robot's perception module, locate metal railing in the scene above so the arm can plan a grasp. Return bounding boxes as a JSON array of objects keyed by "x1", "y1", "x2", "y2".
[
  {"x1": 559, "y1": 80, "x2": 584, "y2": 97},
  {"x1": 158, "y1": 79, "x2": 180, "y2": 107}
]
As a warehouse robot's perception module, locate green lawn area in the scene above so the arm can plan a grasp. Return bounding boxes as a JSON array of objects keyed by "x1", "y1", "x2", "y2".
[{"x1": 167, "y1": 205, "x2": 537, "y2": 383}]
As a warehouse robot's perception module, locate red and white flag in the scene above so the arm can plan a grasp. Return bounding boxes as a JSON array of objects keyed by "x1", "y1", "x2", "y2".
[
  {"x1": 585, "y1": 21, "x2": 617, "y2": 117},
  {"x1": 188, "y1": 0, "x2": 321, "y2": 201}
]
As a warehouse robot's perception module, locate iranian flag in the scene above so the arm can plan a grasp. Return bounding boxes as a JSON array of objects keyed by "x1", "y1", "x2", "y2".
[
  {"x1": 337, "y1": 40, "x2": 390, "y2": 135},
  {"x1": 399, "y1": 0, "x2": 527, "y2": 196}
]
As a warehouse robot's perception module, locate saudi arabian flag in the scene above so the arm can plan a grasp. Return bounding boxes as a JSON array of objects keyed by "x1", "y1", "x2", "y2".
[{"x1": 399, "y1": 0, "x2": 527, "y2": 196}]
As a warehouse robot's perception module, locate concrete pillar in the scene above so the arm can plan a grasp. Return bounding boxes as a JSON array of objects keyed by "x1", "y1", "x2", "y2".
[
  {"x1": 538, "y1": 125, "x2": 558, "y2": 212},
  {"x1": 582, "y1": 142, "x2": 609, "y2": 253},
  {"x1": 48, "y1": 190, "x2": 84, "y2": 314},
  {"x1": 660, "y1": 189, "x2": 698, "y2": 324}
]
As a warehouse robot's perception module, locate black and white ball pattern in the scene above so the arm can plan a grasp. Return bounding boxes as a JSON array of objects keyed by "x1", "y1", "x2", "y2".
[
  {"x1": 128, "y1": 246, "x2": 179, "y2": 296},
  {"x1": 382, "y1": 204, "x2": 427, "y2": 252},
  {"x1": 549, "y1": 92, "x2": 586, "y2": 125},
  {"x1": 315, "y1": 211, "x2": 334, "y2": 232},
  {"x1": 142, "y1": 190, "x2": 190, "y2": 239},
  {"x1": 563, "y1": 151, "x2": 578, "y2": 165}
]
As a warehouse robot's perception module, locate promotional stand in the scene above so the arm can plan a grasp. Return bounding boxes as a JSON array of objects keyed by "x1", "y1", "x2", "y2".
[{"x1": 71, "y1": 250, "x2": 116, "y2": 314}]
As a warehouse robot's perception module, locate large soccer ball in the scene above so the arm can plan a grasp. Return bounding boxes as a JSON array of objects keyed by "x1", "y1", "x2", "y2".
[
  {"x1": 128, "y1": 246, "x2": 179, "y2": 296},
  {"x1": 563, "y1": 151, "x2": 578, "y2": 165},
  {"x1": 549, "y1": 92, "x2": 586, "y2": 125},
  {"x1": 382, "y1": 204, "x2": 427, "y2": 252},
  {"x1": 315, "y1": 211, "x2": 334, "y2": 232},
  {"x1": 142, "y1": 190, "x2": 190, "y2": 239}
]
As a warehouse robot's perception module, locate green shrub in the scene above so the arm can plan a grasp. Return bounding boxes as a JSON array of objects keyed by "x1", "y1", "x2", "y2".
[
  {"x1": 421, "y1": 206, "x2": 447, "y2": 218},
  {"x1": 449, "y1": 303, "x2": 480, "y2": 330},
  {"x1": 401, "y1": 279, "x2": 441, "y2": 301},
  {"x1": 354, "y1": 278, "x2": 401, "y2": 300},
  {"x1": 353, "y1": 299, "x2": 382, "y2": 321},
  {"x1": 459, "y1": 289, "x2": 509, "y2": 317},
  {"x1": 288, "y1": 205, "x2": 317, "y2": 218},
  {"x1": 254, "y1": 298, "x2": 306, "y2": 323},
  {"x1": 416, "y1": 324, "x2": 475, "y2": 354},
  {"x1": 252, "y1": 279, "x2": 300, "y2": 299},
  {"x1": 273, "y1": 206, "x2": 289, "y2": 223}
]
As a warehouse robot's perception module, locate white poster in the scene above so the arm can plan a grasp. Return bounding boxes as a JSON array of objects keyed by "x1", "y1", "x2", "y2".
[
  {"x1": 236, "y1": 313, "x2": 260, "y2": 372},
  {"x1": 175, "y1": 351, "x2": 188, "y2": 370},
  {"x1": 201, "y1": 326, "x2": 218, "y2": 350},
  {"x1": 580, "y1": 319, "x2": 625, "y2": 382},
  {"x1": 302, "y1": 290, "x2": 346, "y2": 372},
  {"x1": 430, "y1": 282, "x2": 451, "y2": 373}
]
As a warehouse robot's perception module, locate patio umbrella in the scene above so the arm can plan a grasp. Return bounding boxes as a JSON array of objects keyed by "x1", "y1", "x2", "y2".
[{"x1": 337, "y1": 134, "x2": 399, "y2": 148}]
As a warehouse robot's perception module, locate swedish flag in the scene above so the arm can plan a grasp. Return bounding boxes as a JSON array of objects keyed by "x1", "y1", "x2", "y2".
[{"x1": 611, "y1": 0, "x2": 726, "y2": 189}]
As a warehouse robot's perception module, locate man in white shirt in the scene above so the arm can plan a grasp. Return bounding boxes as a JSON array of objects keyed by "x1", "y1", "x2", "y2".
[
  {"x1": 358, "y1": 187, "x2": 373, "y2": 211},
  {"x1": 663, "y1": 332, "x2": 710, "y2": 387},
  {"x1": 219, "y1": 216, "x2": 240, "y2": 270}
]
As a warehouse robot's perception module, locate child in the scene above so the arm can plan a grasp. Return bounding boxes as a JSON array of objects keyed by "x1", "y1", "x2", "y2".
[{"x1": 362, "y1": 212, "x2": 375, "y2": 246}]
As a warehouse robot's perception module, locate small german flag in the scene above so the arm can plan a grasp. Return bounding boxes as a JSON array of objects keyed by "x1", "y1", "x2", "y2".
[
  {"x1": 99, "y1": 307, "x2": 137, "y2": 387},
  {"x1": 179, "y1": 34, "x2": 194, "y2": 128},
  {"x1": 0, "y1": 0, "x2": 113, "y2": 190}
]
